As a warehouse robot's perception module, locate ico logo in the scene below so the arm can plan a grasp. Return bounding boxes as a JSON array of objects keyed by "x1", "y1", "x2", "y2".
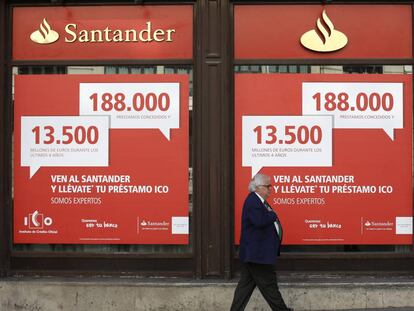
[{"x1": 24, "y1": 210, "x2": 53, "y2": 229}]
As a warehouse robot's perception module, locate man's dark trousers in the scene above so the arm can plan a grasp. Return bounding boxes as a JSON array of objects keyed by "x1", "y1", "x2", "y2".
[{"x1": 230, "y1": 262, "x2": 289, "y2": 311}]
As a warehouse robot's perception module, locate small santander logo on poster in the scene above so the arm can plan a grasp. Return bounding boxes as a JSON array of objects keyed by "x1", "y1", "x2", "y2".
[{"x1": 137, "y1": 217, "x2": 171, "y2": 234}]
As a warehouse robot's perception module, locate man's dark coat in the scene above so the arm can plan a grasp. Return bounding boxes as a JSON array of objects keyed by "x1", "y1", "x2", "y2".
[{"x1": 239, "y1": 192, "x2": 282, "y2": 265}]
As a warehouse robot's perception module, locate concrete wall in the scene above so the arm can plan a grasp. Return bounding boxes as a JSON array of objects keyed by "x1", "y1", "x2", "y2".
[{"x1": 1, "y1": 277, "x2": 414, "y2": 311}]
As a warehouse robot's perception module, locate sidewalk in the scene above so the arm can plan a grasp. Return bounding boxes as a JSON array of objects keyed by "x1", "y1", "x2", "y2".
[
  {"x1": 333, "y1": 309, "x2": 414, "y2": 311},
  {"x1": 1, "y1": 274, "x2": 414, "y2": 310}
]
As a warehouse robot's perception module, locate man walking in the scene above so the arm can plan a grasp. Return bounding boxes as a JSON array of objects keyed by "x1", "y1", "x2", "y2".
[{"x1": 230, "y1": 173, "x2": 292, "y2": 311}]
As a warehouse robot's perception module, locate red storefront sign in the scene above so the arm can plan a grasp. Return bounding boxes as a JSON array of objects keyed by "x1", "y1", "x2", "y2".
[
  {"x1": 235, "y1": 5, "x2": 412, "y2": 59},
  {"x1": 14, "y1": 74, "x2": 189, "y2": 244},
  {"x1": 235, "y1": 74, "x2": 412, "y2": 245},
  {"x1": 13, "y1": 5, "x2": 193, "y2": 60}
]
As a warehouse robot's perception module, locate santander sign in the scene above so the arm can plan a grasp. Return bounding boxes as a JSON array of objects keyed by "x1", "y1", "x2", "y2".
[{"x1": 30, "y1": 18, "x2": 176, "y2": 45}]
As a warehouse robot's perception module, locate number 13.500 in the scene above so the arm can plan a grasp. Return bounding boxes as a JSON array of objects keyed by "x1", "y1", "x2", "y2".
[
  {"x1": 253, "y1": 125, "x2": 322, "y2": 145},
  {"x1": 32, "y1": 125, "x2": 99, "y2": 145}
]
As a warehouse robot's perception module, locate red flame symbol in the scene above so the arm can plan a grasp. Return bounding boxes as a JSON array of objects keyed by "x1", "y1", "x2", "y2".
[
  {"x1": 316, "y1": 11, "x2": 335, "y2": 44},
  {"x1": 38, "y1": 18, "x2": 52, "y2": 39}
]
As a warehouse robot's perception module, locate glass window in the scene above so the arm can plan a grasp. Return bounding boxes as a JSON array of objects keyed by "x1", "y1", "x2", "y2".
[
  {"x1": 12, "y1": 65, "x2": 193, "y2": 254},
  {"x1": 234, "y1": 65, "x2": 413, "y2": 254}
]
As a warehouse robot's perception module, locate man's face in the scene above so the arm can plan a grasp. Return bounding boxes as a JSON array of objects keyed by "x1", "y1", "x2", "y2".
[{"x1": 256, "y1": 177, "x2": 272, "y2": 200}]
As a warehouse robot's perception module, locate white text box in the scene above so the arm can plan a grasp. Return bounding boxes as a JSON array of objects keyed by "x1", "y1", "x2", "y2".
[
  {"x1": 79, "y1": 82, "x2": 180, "y2": 140},
  {"x1": 242, "y1": 115, "x2": 333, "y2": 177},
  {"x1": 21, "y1": 116, "x2": 109, "y2": 178},
  {"x1": 302, "y1": 82, "x2": 403, "y2": 140}
]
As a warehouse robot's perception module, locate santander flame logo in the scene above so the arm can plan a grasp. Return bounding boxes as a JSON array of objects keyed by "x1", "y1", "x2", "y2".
[
  {"x1": 30, "y1": 18, "x2": 59, "y2": 44},
  {"x1": 300, "y1": 10, "x2": 348, "y2": 52}
]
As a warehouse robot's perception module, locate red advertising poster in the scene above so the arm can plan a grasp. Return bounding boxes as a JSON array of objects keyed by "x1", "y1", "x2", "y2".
[
  {"x1": 14, "y1": 74, "x2": 189, "y2": 244},
  {"x1": 235, "y1": 5, "x2": 412, "y2": 59},
  {"x1": 13, "y1": 5, "x2": 193, "y2": 60},
  {"x1": 235, "y1": 74, "x2": 413, "y2": 245}
]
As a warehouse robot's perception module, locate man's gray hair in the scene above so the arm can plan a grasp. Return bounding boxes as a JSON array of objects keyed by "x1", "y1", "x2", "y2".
[{"x1": 248, "y1": 173, "x2": 270, "y2": 192}]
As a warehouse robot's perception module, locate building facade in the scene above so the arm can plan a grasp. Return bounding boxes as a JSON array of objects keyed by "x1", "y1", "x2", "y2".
[{"x1": 0, "y1": 0, "x2": 413, "y2": 279}]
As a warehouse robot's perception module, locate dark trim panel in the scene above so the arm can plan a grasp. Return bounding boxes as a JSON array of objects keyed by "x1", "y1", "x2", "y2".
[
  {"x1": 195, "y1": 0, "x2": 232, "y2": 278},
  {"x1": 234, "y1": 255, "x2": 414, "y2": 272},
  {"x1": 10, "y1": 257, "x2": 195, "y2": 277},
  {"x1": 0, "y1": 0, "x2": 7, "y2": 279},
  {"x1": 232, "y1": 1, "x2": 414, "y2": 4}
]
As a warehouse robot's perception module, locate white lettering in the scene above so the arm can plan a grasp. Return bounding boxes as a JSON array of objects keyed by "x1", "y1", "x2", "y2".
[
  {"x1": 64, "y1": 21, "x2": 176, "y2": 44},
  {"x1": 64, "y1": 24, "x2": 77, "y2": 43}
]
